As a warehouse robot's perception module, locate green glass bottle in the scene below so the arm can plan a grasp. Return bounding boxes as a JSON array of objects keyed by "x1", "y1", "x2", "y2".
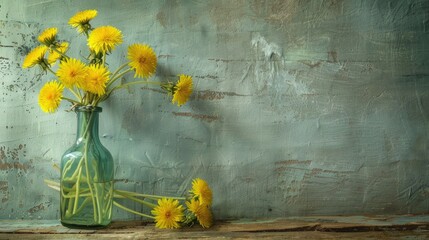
[{"x1": 60, "y1": 106, "x2": 114, "y2": 229}]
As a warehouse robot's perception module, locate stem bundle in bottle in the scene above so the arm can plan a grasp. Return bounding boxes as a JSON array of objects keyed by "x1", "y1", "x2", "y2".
[{"x1": 60, "y1": 107, "x2": 114, "y2": 228}]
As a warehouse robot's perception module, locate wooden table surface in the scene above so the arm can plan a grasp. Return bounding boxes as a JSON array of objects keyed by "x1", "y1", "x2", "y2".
[{"x1": 1, "y1": 215, "x2": 429, "y2": 239}]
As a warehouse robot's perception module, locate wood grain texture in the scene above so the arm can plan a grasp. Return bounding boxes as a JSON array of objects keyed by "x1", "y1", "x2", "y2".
[
  {"x1": 1, "y1": 215, "x2": 429, "y2": 239},
  {"x1": 0, "y1": 0, "x2": 428, "y2": 220}
]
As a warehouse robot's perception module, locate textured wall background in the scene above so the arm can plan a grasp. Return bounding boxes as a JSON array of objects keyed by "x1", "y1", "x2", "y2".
[{"x1": 0, "y1": 0, "x2": 428, "y2": 220}]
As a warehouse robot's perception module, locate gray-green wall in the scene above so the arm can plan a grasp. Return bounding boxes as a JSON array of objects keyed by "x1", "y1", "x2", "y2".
[{"x1": 1, "y1": 0, "x2": 428, "y2": 220}]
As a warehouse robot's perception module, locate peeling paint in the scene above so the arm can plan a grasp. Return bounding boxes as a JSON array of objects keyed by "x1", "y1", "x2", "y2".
[
  {"x1": 328, "y1": 51, "x2": 338, "y2": 63},
  {"x1": 275, "y1": 160, "x2": 312, "y2": 166},
  {"x1": 0, "y1": 181, "x2": 8, "y2": 192},
  {"x1": 0, "y1": 181, "x2": 9, "y2": 204},
  {"x1": 299, "y1": 60, "x2": 322, "y2": 68},
  {"x1": 0, "y1": 145, "x2": 32, "y2": 172},
  {"x1": 251, "y1": 32, "x2": 282, "y2": 60},
  {"x1": 172, "y1": 112, "x2": 220, "y2": 122},
  {"x1": 193, "y1": 90, "x2": 248, "y2": 101},
  {"x1": 27, "y1": 203, "x2": 48, "y2": 214},
  {"x1": 0, "y1": 160, "x2": 32, "y2": 172}
]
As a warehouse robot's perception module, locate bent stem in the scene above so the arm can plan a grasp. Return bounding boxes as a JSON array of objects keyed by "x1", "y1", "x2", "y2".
[
  {"x1": 60, "y1": 110, "x2": 110, "y2": 225},
  {"x1": 115, "y1": 190, "x2": 157, "y2": 209},
  {"x1": 81, "y1": 113, "x2": 99, "y2": 223},
  {"x1": 50, "y1": 45, "x2": 70, "y2": 59},
  {"x1": 72, "y1": 164, "x2": 82, "y2": 214},
  {"x1": 44, "y1": 179, "x2": 60, "y2": 191},
  {"x1": 113, "y1": 201, "x2": 154, "y2": 219},
  {"x1": 115, "y1": 189, "x2": 186, "y2": 201},
  {"x1": 108, "y1": 68, "x2": 133, "y2": 86},
  {"x1": 48, "y1": 179, "x2": 186, "y2": 221},
  {"x1": 109, "y1": 62, "x2": 129, "y2": 83}
]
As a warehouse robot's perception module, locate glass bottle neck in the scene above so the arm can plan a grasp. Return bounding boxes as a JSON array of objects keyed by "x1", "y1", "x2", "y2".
[{"x1": 75, "y1": 109, "x2": 101, "y2": 143}]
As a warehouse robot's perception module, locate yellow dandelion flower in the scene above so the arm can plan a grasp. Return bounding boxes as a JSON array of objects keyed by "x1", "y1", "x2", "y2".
[
  {"x1": 151, "y1": 198, "x2": 184, "y2": 229},
  {"x1": 68, "y1": 9, "x2": 97, "y2": 34},
  {"x1": 172, "y1": 74, "x2": 193, "y2": 107},
  {"x1": 47, "y1": 42, "x2": 69, "y2": 65},
  {"x1": 195, "y1": 205, "x2": 213, "y2": 228},
  {"x1": 38, "y1": 81, "x2": 64, "y2": 113},
  {"x1": 37, "y1": 27, "x2": 58, "y2": 46},
  {"x1": 127, "y1": 43, "x2": 157, "y2": 78},
  {"x1": 186, "y1": 199, "x2": 213, "y2": 228},
  {"x1": 22, "y1": 45, "x2": 48, "y2": 69},
  {"x1": 88, "y1": 26, "x2": 123, "y2": 53},
  {"x1": 190, "y1": 178, "x2": 212, "y2": 206},
  {"x1": 56, "y1": 58, "x2": 88, "y2": 88},
  {"x1": 81, "y1": 64, "x2": 110, "y2": 95}
]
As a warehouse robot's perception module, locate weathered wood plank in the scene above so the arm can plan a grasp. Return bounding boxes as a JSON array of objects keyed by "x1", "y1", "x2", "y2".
[
  {"x1": 0, "y1": 215, "x2": 429, "y2": 239},
  {"x1": 2, "y1": 231, "x2": 429, "y2": 240}
]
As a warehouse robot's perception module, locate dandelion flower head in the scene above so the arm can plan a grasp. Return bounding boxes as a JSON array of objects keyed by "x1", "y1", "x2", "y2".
[
  {"x1": 22, "y1": 45, "x2": 48, "y2": 69},
  {"x1": 88, "y1": 25, "x2": 123, "y2": 53},
  {"x1": 186, "y1": 199, "x2": 213, "y2": 228},
  {"x1": 127, "y1": 43, "x2": 157, "y2": 79},
  {"x1": 38, "y1": 81, "x2": 64, "y2": 113},
  {"x1": 68, "y1": 9, "x2": 97, "y2": 33},
  {"x1": 38, "y1": 28, "x2": 58, "y2": 46},
  {"x1": 151, "y1": 198, "x2": 184, "y2": 229},
  {"x1": 172, "y1": 74, "x2": 193, "y2": 107},
  {"x1": 81, "y1": 64, "x2": 110, "y2": 95},
  {"x1": 56, "y1": 58, "x2": 88, "y2": 88},
  {"x1": 190, "y1": 178, "x2": 212, "y2": 206}
]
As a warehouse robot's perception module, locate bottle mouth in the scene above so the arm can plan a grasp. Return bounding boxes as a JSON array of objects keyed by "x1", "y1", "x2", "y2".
[{"x1": 75, "y1": 106, "x2": 102, "y2": 112}]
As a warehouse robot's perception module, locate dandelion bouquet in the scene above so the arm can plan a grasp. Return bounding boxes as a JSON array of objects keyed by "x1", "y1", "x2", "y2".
[
  {"x1": 24, "y1": 10, "x2": 192, "y2": 111},
  {"x1": 24, "y1": 9, "x2": 212, "y2": 229}
]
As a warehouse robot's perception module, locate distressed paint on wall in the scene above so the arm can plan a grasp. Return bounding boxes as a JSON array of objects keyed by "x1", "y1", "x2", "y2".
[{"x1": 0, "y1": 0, "x2": 429, "y2": 220}]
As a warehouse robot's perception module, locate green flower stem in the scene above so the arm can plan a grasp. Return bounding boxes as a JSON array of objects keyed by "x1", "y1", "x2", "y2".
[
  {"x1": 72, "y1": 164, "x2": 83, "y2": 214},
  {"x1": 46, "y1": 66, "x2": 57, "y2": 76},
  {"x1": 61, "y1": 188, "x2": 91, "y2": 198},
  {"x1": 94, "y1": 68, "x2": 135, "y2": 105},
  {"x1": 107, "y1": 80, "x2": 163, "y2": 98},
  {"x1": 75, "y1": 111, "x2": 98, "y2": 223},
  {"x1": 102, "y1": 53, "x2": 106, "y2": 66},
  {"x1": 73, "y1": 86, "x2": 83, "y2": 101},
  {"x1": 61, "y1": 181, "x2": 77, "y2": 199},
  {"x1": 44, "y1": 179, "x2": 60, "y2": 190},
  {"x1": 73, "y1": 197, "x2": 91, "y2": 216},
  {"x1": 116, "y1": 80, "x2": 162, "y2": 89},
  {"x1": 110, "y1": 62, "x2": 129, "y2": 81},
  {"x1": 60, "y1": 112, "x2": 94, "y2": 194},
  {"x1": 94, "y1": 182, "x2": 102, "y2": 223},
  {"x1": 113, "y1": 201, "x2": 155, "y2": 219},
  {"x1": 115, "y1": 189, "x2": 186, "y2": 201},
  {"x1": 108, "y1": 68, "x2": 133, "y2": 87},
  {"x1": 50, "y1": 46, "x2": 70, "y2": 59},
  {"x1": 70, "y1": 157, "x2": 85, "y2": 180},
  {"x1": 63, "y1": 192, "x2": 91, "y2": 198},
  {"x1": 63, "y1": 88, "x2": 82, "y2": 103},
  {"x1": 61, "y1": 97, "x2": 81, "y2": 105},
  {"x1": 58, "y1": 107, "x2": 110, "y2": 224},
  {"x1": 62, "y1": 176, "x2": 88, "y2": 183},
  {"x1": 66, "y1": 193, "x2": 74, "y2": 217},
  {"x1": 61, "y1": 160, "x2": 74, "y2": 179},
  {"x1": 46, "y1": 178, "x2": 189, "y2": 221},
  {"x1": 62, "y1": 159, "x2": 86, "y2": 183},
  {"x1": 47, "y1": 178, "x2": 186, "y2": 201},
  {"x1": 115, "y1": 190, "x2": 157, "y2": 209},
  {"x1": 52, "y1": 163, "x2": 61, "y2": 172},
  {"x1": 63, "y1": 191, "x2": 91, "y2": 198},
  {"x1": 104, "y1": 183, "x2": 114, "y2": 214}
]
